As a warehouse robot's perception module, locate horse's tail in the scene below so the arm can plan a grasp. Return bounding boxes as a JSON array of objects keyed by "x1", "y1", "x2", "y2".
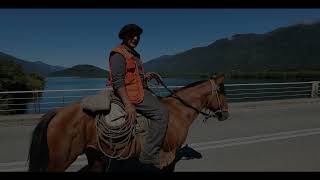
[{"x1": 28, "y1": 110, "x2": 57, "y2": 172}]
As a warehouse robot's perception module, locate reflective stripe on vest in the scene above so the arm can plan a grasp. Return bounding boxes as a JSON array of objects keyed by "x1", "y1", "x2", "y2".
[{"x1": 108, "y1": 45, "x2": 144, "y2": 104}]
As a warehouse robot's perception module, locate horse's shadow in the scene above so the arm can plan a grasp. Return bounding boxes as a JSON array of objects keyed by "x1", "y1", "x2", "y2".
[
  {"x1": 109, "y1": 144, "x2": 202, "y2": 172},
  {"x1": 79, "y1": 144, "x2": 202, "y2": 172}
]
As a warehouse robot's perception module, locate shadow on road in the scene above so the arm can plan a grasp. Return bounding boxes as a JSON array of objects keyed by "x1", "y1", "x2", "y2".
[{"x1": 78, "y1": 144, "x2": 202, "y2": 172}]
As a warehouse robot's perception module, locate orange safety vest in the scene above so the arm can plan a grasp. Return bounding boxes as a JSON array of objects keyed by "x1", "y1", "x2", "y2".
[{"x1": 108, "y1": 45, "x2": 145, "y2": 104}]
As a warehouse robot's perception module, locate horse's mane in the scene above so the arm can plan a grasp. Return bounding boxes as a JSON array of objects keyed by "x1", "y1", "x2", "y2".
[
  {"x1": 163, "y1": 74, "x2": 225, "y2": 97},
  {"x1": 165, "y1": 80, "x2": 207, "y2": 97}
]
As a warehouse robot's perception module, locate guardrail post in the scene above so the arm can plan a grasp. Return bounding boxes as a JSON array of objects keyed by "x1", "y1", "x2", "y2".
[
  {"x1": 37, "y1": 92, "x2": 41, "y2": 113},
  {"x1": 311, "y1": 81, "x2": 319, "y2": 98},
  {"x1": 33, "y1": 91, "x2": 36, "y2": 113}
]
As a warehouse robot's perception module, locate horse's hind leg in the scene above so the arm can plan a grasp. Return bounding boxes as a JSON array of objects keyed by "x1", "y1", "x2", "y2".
[
  {"x1": 47, "y1": 125, "x2": 85, "y2": 171},
  {"x1": 47, "y1": 141, "x2": 80, "y2": 171},
  {"x1": 47, "y1": 147, "x2": 74, "y2": 171}
]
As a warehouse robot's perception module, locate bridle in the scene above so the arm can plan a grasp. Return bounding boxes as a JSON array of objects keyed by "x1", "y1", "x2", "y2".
[
  {"x1": 149, "y1": 75, "x2": 226, "y2": 122},
  {"x1": 203, "y1": 79, "x2": 225, "y2": 122}
]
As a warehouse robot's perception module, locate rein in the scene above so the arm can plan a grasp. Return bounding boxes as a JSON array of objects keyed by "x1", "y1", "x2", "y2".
[{"x1": 149, "y1": 74, "x2": 223, "y2": 122}]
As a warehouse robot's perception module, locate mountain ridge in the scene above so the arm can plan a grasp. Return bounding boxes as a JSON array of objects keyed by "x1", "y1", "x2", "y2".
[{"x1": 144, "y1": 22, "x2": 320, "y2": 77}]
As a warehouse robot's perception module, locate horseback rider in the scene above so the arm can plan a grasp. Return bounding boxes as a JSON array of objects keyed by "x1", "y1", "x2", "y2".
[{"x1": 108, "y1": 24, "x2": 169, "y2": 170}]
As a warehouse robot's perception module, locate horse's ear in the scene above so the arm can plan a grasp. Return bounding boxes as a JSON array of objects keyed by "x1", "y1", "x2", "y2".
[
  {"x1": 213, "y1": 74, "x2": 225, "y2": 84},
  {"x1": 210, "y1": 73, "x2": 218, "y2": 79}
]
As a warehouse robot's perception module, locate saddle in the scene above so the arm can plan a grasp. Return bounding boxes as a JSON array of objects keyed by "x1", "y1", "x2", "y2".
[
  {"x1": 81, "y1": 89, "x2": 149, "y2": 132},
  {"x1": 81, "y1": 89, "x2": 175, "y2": 168}
]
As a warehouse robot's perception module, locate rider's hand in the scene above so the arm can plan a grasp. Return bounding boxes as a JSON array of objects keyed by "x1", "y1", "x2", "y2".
[
  {"x1": 124, "y1": 103, "x2": 136, "y2": 123},
  {"x1": 144, "y1": 72, "x2": 154, "y2": 81},
  {"x1": 144, "y1": 72, "x2": 161, "y2": 84}
]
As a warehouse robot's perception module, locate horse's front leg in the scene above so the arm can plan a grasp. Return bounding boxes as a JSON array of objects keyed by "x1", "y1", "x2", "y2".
[
  {"x1": 81, "y1": 147, "x2": 108, "y2": 172},
  {"x1": 161, "y1": 162, "x2": 176, "y2": 172},
  {"x1": 78, "y1": 158, "x2": 107, "y2": 172}
]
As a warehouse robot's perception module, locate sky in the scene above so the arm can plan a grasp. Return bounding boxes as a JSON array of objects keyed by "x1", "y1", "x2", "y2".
[{"x1": 1, "y1": 9, "x2": 320, "y2": 70}]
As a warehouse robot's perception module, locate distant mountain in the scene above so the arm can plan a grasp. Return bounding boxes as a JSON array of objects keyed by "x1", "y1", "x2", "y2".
[
  {"x1": 143, "y1": 55, "x2": 172, "y2": 69},
  {"x1": 144, "y1": 22, "x2": 320, "y2": 77},
  {"x1": 0, "y1": 52, "x2": 65, "y2": 76},
  {"x1": 48, "y1": 64, "x2": 109, "y2": 78}
]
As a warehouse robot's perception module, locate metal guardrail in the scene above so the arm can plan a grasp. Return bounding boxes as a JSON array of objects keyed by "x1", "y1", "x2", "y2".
[{"x1": 0, "y1": 81, "x2": 319, "y2": 114}]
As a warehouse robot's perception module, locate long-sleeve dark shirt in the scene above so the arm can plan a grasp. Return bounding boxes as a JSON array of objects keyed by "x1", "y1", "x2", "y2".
[{"x1": 109, "y1": 45, "x2": 144, "y2": 90}]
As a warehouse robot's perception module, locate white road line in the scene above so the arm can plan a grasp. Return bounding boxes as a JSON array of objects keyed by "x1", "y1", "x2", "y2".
[
  {"x1": 0, "y1": 155, "x2": 86, "y2": 168},
  {"x1": 0, "y1": 161, "x2": 28, "y2": 167},
  {"x1": 189, "y1": 128, "x2": 320, "y2": 148},
  {"x1": 1, "y1": 128, "x2": 320, "y2": 171},
  {"x1": 0, "y1": 160, "x2": 88, "y2": 172},
  {"x1": 192, "y1": 131, "x2": 320, "y2": 151},
  {"x1": 0, "y1": 167, "x2": 26, "y2": 172}
]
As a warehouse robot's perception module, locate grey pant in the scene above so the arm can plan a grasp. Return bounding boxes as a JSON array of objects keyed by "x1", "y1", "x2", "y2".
[{"x1": 135, "y1": 89, "x2": 169, "y2": 166}]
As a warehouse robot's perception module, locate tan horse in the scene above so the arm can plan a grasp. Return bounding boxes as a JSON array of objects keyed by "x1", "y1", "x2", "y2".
[{"x1": 28, "y1": 74, "x2": 229, "y2": 172}]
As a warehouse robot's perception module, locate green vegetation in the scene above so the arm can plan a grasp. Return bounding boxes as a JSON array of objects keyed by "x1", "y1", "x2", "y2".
[
  {"x1": 48, "y1": 64, "x2": 109, "y2": 78},
  {"x1": 157, "y1": 71, "x2": 214, "y2": 78},
  {"x1": 156, "y1": 70, "x2": 320, "y2": 80},
  {"x1": 227, "y1": 69, "x2": 320, "y2": 80},
  {"x1": 0, "y1": 59, "x2": 45, "y2": 91},
  {"x1": 0, "y1": 59, "x2": 45, "y2": 114}
]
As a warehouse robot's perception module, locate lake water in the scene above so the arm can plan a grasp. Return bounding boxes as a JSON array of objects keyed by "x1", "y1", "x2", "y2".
[
  {"x1": 23, "y1": 77, "x2": 309, "y2": 114},
  {"x1": 43, "y1": 76, "x2": 300, "y2": 90}
]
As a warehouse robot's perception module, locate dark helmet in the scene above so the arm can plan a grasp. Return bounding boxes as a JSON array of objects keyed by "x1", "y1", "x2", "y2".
[{"x1": 118, "y1": 24, "x2": 143, "y2": 40}]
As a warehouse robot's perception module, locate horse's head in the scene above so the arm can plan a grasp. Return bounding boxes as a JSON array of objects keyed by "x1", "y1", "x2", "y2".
[{"x1": 205, "y1": 74, "x2": 229, "y2": 121}]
